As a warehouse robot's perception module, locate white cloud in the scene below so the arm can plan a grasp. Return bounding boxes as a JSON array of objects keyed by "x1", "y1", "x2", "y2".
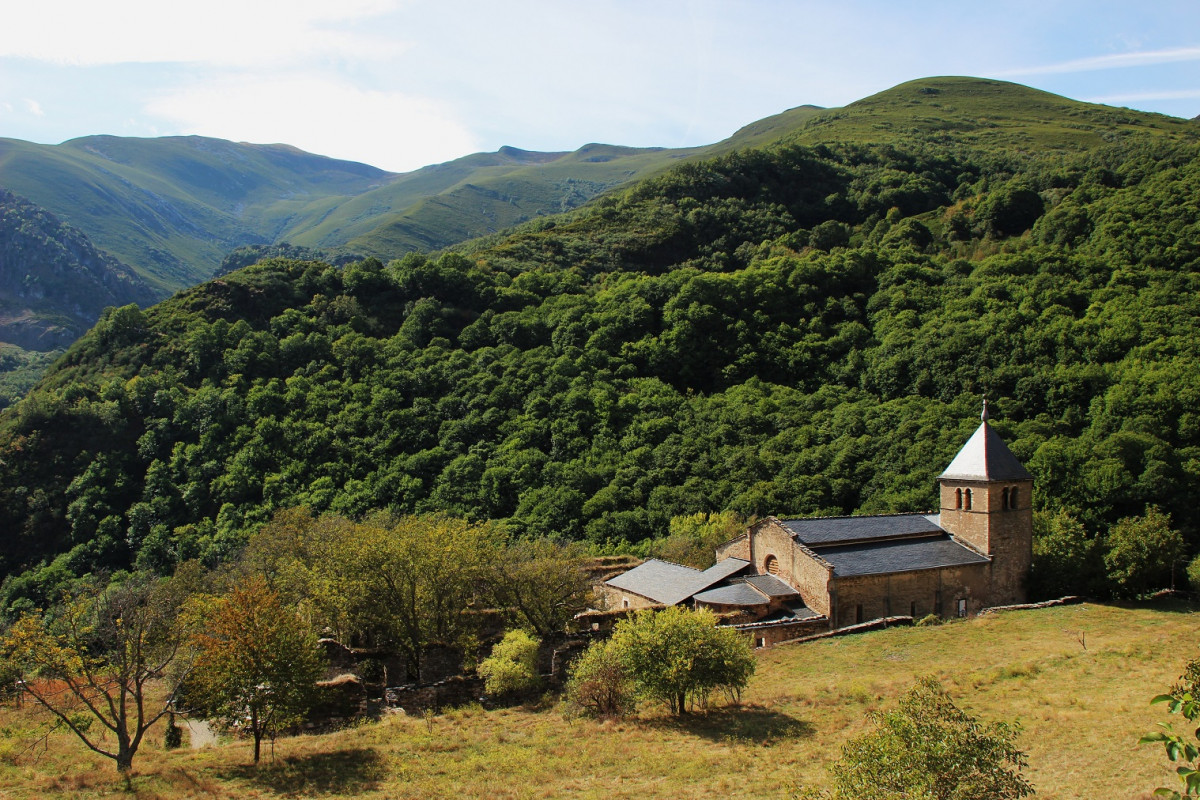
[
  {"x1": 23, "y1": 98, "x2": 44, "y2": 116},
  {"x1": 994, "y1": 47, "x2": 1200, "y2": 77},
  {"x1": 145, "y1": 74, "x2": 480, "y2": 172},
  {"x1": 0, "y1": 0, "x2": 406, "y2": 68}
]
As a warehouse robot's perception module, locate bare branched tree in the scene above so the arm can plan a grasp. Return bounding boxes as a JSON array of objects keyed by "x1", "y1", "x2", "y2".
[{"x1": 1, "y1": 572, "x2": 193, "y2": 775}]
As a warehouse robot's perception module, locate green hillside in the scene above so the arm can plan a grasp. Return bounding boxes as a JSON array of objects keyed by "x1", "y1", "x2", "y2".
[
  {"x1": 788, "y1": 76, "x2": 1197, "y2": 149},
  {"x1": 0, "y1": 188, "x2": 156, "y2": 345},
  {"x1": 1, "y1": 76, "x2": 1198, "y2": 602},
  {"x1": 0, "y1": 102, "x2": 830, "y2": 296},
  {"x1": 0, "y1": 136, "x2": 391, "y2": 293}
]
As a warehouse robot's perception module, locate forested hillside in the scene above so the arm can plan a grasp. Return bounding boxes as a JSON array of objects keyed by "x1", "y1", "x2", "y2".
[{"x1": 1, "y1": 78, "x2": 1198, "y2": 607}]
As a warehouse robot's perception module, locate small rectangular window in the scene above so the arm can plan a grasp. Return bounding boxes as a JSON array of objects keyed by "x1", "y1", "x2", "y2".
[
  {"x1": 910, "y1": 601, "x2": 917, "y2": 617},
  {"x1": 957, "y1": 598, "x2": 967, "y2": 617},
  {"x1": 855, "y1": 604, "x2": 864, "y2": 624}
]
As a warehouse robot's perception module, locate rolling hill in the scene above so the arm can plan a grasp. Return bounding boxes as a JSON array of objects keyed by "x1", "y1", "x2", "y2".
[
  {"x1": 0, "y1": 76, "x2": 1198, "y2": 602},
  {"x1": 0, "y1": 109, "x2": 827, "y2": 299}
]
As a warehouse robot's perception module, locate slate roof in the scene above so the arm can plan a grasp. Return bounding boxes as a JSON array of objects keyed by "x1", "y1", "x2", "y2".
[
  {"x1": 778, "y1": 513, "x2": 944, "y2": 546},
  {"x1": 605, "y1": 558, "x2": 751, "y2": 606},
  {"x1": 701, "y1": 557, "x2": 754, "y2": 584},
  {"x1": 693, "y1": 583, "x2": 769, "y2": 606},
  {"x1": 745, "y1": 574, "x2": 799, "y2": 597},
  {"x1": 940, "y1": 421, "x2": 1033, "y2": 481},
  {"x1": 817, "y1": 534, "x2": 989, "y2": 577}
]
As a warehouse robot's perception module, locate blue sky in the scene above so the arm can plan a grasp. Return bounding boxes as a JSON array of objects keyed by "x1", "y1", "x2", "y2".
[{"x1": 1, "y1": 1, "x2": 1198, "y2": 173}]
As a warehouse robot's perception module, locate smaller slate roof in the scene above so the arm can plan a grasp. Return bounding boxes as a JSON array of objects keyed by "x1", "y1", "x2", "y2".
[
  {"x1": 701, "y1": 557, "x2": 754, "y2": 583},
  {"x1": 940, "y1": 421, "x2": 1033, "y2": 481},
  {"x1": 693, "y1": 583, "x2": 769, "y2": 607},
  {"x1": 819, "y1": 534, "x2": 989, "y2": 577},
  {"x1": 745, "y1": 574, "x2": 799, "y2": 597},
  {"x1": 605, "y1": 558, "x2": 751, "y2": 606},
  {"x1": 778, "y1": 514, "x2": 944, "y2": 546}
]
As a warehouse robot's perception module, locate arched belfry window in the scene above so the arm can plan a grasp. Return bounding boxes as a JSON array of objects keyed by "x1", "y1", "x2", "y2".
[
  {"x1": 955, "y1": 488, "x2": 962, "y2": 509},
  {"x1": 1010, "y1": 486, "x2": 1018, "y2": 509},
  {"x1": 1002, "y1": 487, "x2": 1010, "y2": 510},
  {"x1": 964, "y1": 488, "x2": 973, "y2": 510}
]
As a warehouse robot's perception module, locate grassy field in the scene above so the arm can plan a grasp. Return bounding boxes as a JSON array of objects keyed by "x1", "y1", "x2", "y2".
[{"x1": 0, "y1": 599, "x2": 1191, "y2": 799}]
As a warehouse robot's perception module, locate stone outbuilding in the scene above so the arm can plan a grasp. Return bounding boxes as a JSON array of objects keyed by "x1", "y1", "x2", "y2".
[{"x1": 599, "y1": 405, "x2": 1033, "y2": 640}]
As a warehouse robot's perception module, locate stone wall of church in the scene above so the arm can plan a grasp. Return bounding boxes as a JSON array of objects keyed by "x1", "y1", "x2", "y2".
[
  {"x1": 746, "y1": 519, "x2": 832, "y2": 618},
  {"x1": 595, "y1": 584, "x2": 662, "y2": 612},
  {"x1": 830, "y1": 563, "x2": 993, "y2": 628},
  {"x1": 715, "y1": 533, "x2": 750, "y2": 561}
]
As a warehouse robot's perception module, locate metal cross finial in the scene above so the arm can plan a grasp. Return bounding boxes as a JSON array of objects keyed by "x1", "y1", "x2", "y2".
[{"x1": 981, "y1": 398, "x2": 989, "y2": 422}]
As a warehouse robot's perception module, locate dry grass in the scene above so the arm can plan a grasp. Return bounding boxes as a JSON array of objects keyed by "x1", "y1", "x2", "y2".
[{"x1": 0, "y1": 599, "x2": 1190, "y2": 798}]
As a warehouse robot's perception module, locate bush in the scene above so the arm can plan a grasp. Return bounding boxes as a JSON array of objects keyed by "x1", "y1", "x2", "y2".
[
  {"x1": 564, "y1": 638, "x2": 636, "y2": 719},
  {"x1": 1186, "y1": 555, "x2": 1200, "y2": 596},
  {"x1": 814, "y1": 677, "x2": 1033, "y2": 799},
  {"x1": 478, "y1": 629, "x2": 540, "y2": 696},
  {"x1": 1142, "y1": 657, "x2": 1200, "y2": 798}
]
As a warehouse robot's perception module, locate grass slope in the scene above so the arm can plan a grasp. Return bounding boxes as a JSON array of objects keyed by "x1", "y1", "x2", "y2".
[
  {"x1": 0, "y1": 601, "x2": 1188, "y2": 798},
  {"x1": 0, "y1": 78, "x2": 1191, "y2": 297},
  {"x1": 788, "y1": 77, "x2": 1196, "y2": 150}
]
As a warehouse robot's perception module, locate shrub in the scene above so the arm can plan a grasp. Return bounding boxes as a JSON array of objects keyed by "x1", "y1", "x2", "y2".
[
  {"x1": 1186, "y1": 555, "x2": 1200, "y2": 596},
  {"x1": 1103, "y1": 506, "x2": 1184, "y2": 598},
  {"x1": 814, "y1": 677, "x2": 1033, "y2": 799},
  {"x1": 564, "y1": 638, "x2": 636, "y2": 719},
  {"x1": 478, "y1": 629, "x2": 540, "y2": 696}
]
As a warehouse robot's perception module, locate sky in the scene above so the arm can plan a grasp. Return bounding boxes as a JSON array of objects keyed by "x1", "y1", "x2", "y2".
[{"x1": 1, "y1": 0, "x2": 1198, "y2": 173}]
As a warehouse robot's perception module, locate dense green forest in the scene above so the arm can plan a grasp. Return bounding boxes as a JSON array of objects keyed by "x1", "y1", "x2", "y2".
[{"x1": 1, "y1": 79, "x2": 1199, "y2": 608}]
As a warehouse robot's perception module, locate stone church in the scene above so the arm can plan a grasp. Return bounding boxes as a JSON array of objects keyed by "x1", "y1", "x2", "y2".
[{"x1": 601, "y1": 406, "x2": 1033, "y2": 642}]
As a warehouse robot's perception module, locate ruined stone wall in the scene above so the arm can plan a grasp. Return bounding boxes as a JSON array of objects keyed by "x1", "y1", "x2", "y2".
[
  {"x1": 736, "y1": 616, "x2": 830, "y2": 647},
  {"x1": 831, "y1": 563, "x2": 993, "y2": 628},
  {"x1": 385, "y1": 676, "x2": 483, "y2": 713}
]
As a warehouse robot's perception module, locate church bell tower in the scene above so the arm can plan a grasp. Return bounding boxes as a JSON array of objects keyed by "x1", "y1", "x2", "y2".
[{"x1": 937, "y1": 402, "x2": 1033, "y2": 605}]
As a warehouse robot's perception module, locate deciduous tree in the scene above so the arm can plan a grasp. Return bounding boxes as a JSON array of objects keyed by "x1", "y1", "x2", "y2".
[
  {"x1": 1103, "y1": 505, "x2": 1184, "y2": 597},
  {"x1": 0, "y1": 572, "x2": 193, "y2": 776},
  {"x1": 486, "y1": 538, "x2": 592, "y2": 638},
  {"x1": 609, "y1": 606, "x2": 754, "y2": 715},
  {"x1": 186, "y1": 577, "x2": 325, "y2": 764},
  {"x1": 1141, "y1": 658, "x2": 1200, "y2": 798},
  {"x1": 564, "y1": 637, "x2": 636, "y2": 719}
]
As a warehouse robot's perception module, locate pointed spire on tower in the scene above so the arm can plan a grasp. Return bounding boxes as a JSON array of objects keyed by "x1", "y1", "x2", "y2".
[{"x1": 940, "y1": 402, "x2": 1032, "y2": 481}]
